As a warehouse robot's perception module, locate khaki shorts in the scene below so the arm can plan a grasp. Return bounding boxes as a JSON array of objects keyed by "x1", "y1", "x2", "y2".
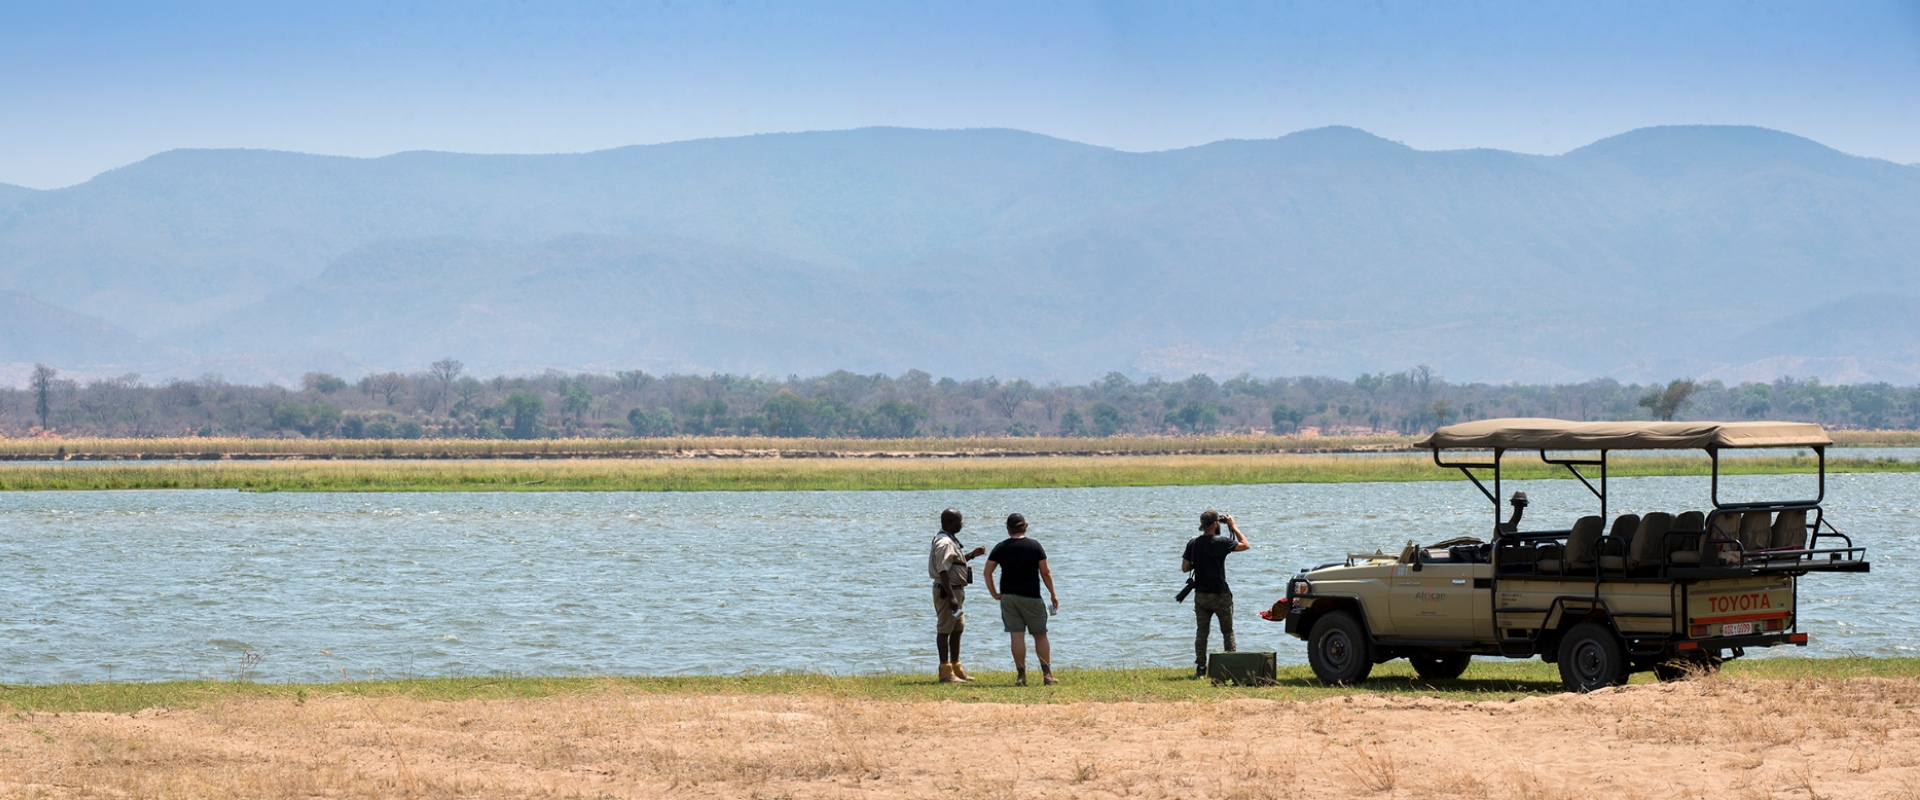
[
  {"x1": 932, "y1": 584, "x2": 965, "y2": 634},
  {"x1": 1000, "y1": 594, "x2": 1049, "y2": 635}
]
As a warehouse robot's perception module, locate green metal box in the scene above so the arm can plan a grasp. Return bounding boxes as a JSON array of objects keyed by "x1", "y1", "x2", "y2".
[{"x1": 1206, "y1": 651, "x2": 1277, "y2": 686}]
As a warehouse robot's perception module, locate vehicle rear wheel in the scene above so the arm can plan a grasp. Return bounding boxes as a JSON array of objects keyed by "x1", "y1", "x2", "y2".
[
  {"x1": 1557, "y1": 621, "x2": 1627, "y2": 693},
  {"x1": 1410, "y1": 652, "x2": 1471, "y2": 681},
  {"x1": 1307, "y1": 611, "x2": 1373, "y2": 685}
]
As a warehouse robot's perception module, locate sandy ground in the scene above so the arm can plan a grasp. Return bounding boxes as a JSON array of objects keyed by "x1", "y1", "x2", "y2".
[{"x1": 2, "y1": 677, "x2": 1917, "y2": 799}]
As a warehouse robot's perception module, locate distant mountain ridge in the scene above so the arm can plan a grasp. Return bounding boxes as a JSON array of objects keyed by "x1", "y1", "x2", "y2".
[{"x1": 1, "y1": 124, "x2": 1917, "y2": 386}]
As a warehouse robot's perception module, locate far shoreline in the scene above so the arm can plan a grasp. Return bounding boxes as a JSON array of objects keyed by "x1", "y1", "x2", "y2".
[{"x1": 0, "y1": 452, "x2": 1913, "y2": 492}]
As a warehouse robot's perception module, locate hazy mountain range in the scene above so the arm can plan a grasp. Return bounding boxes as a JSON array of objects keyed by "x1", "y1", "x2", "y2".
[{"x1": 2, "y1": 124, "x2": 1917, "y2": 388}]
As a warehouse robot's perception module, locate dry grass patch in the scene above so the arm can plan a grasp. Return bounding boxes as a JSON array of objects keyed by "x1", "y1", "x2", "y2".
[{"x1": 0, "y1": 675, "x2": 1917, "y2": 799}]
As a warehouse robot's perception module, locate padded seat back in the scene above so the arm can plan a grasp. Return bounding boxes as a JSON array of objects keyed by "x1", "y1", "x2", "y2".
[
  {"x1": 1608, "y1": 514, "x2": 1641, "y2": 549},
  {"x1": 1772, "y1": 509, "x2": 1808, "y2": 550},
  {"x1": 1535, "y1": 517, "x2": 1601, "y2": 574},
  {"x1": 1565, "y1": 515, "x2": 1604, "y2": 569},
  {"x1": 1596, "y1": 514, "x2": 1640, "y2": 572},
  {"x1": 1740, "y1": 511, "x2": 1773, "y2": 552},
  {"x1": 1628, "y1": 512, "x2": 1674, "y2": 569},
  {"x1": 1668, "y1": 511, "x2": 1707, "y2": 564},
  {"x1": 1709, "y1": 513, "x2": 1743, "y2": 565}
]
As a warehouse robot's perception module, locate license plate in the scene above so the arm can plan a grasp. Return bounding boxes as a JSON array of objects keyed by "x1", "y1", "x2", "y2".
[{"x1": 1722, "y1": 622, "x2": 1755, "y2": 636}]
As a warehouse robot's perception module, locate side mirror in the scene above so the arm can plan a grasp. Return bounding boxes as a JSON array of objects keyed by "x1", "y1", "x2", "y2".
[{"x1": 1410, "y1": 548, "x2": 1424, "y2": 572}]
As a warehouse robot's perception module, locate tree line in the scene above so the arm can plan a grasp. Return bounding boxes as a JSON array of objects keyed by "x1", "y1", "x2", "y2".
[{"x1": 3, "y1": 361, "x2": 1916, "y2": 440}]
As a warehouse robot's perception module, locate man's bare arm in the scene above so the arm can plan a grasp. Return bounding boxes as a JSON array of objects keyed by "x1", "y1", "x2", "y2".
[
  {"x1": 984, "y1": 560, "x2": 1000, "y2": 599},
  {"x1": 1039, "y1": 559, "x2": 1058, "y2": 610},
  {"x1": 1227, "y1": 517, "x2": 1250, "y2": 552},
  {"x1": 1181, "y1": 558, "x2": 1194, "y2": 573}
]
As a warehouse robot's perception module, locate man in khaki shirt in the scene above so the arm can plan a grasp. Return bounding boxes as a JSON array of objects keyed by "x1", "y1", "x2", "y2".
[{"x1": 929, "y1": 508, "x2": 986, "y2": 683}]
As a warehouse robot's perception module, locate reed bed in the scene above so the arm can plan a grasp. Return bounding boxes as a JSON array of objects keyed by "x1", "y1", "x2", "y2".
[{"x1": 0, "y1": 453, "x2": 1909, "y2": 492}]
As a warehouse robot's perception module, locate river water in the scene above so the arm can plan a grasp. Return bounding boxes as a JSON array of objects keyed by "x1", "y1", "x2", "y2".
[{"x1": 1, "y1": 471, "x2": 1914, "y2": 684}]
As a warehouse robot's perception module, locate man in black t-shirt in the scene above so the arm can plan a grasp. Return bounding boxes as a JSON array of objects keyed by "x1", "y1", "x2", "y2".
[
  {"x1": 1182, "y1": 509, "x2": 1250, "y2": 677},
  {"x1": 985, "y1": 513, "x2": 1059, "y2": 686}
]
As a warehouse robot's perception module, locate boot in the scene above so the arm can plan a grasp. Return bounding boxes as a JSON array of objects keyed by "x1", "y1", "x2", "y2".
[
  {"x1": 950, "y1": 662, "x2": 976, "y2": 682},
  {"x1": 938, "y1": 663, "x2": 960, "y2": 683}
]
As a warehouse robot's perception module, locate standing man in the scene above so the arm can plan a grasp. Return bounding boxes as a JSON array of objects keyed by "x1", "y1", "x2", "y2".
[
  {"x1": 984, "y1": 513, "x2": 1059, "y2": 686},
  {"x1": 1182, "y1": 509, "x2": 1250, "y2": 677},
  {"x1": 929, "y1": 508, "x2": 986, "y2": 683}
]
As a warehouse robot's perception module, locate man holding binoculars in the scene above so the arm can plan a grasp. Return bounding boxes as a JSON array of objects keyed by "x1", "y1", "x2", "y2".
[{"x1": 1181, "y1": 509, "x2": 1249, "y2": 677}]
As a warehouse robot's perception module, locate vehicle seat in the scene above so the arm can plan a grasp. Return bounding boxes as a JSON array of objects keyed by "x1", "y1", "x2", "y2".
[
  {"x1": 1599, "y1": 514, "x2": 1640, "y2": 571},
  {"x1": 1668, "y1": 511, "x2": 1706, "y2": 565},
  {"x1": 1771, "y1": 509, "x2": 1808, "y2": 550},
  {"x1": 1707, "y1": 512, "x2": 1743, "y2": 565},
  {"x1": 1627, "y1": 512, "x2": 1673, "y2": 569},
  {"x1": 1537, "y1": 515, "x2": 1602, "y2": 573},
  {"x1": 1740, "y1": 511, "x2": 1773, "y2": 554}
]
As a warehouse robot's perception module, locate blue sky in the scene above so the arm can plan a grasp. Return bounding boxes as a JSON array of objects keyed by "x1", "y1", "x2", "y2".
[{"x1": 3, "y1": 0, "x2": 1917, "y2": 189}]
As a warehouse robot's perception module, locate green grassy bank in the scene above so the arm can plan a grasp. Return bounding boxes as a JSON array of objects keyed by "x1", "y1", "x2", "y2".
[
  {"x1": 0, "y1": 453, "x2": 1913, "y2": 492},
  {"x1": 5, "y1": 658, "x2": 1914, "y2": 713}
]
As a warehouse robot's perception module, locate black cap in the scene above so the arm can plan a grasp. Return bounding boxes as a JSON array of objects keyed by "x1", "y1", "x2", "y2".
[
  {"x1": 1200, "y1": 509, "x2": 1219, "y2": 531},
  {"x1": 1006, "y1": 513, "x2": 1027, "y2": 532}
]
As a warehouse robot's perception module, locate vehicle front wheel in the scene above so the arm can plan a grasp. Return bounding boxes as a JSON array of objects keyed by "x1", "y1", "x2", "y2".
[
  {"x1": 1557, "y1": 621, "x2": 1627, "y2": 693},
  {"x1": 1307, "y1": 611, "x2": 1373, "y2": 685},
  {"x1": 1410, "y1": 652, "x2": 1471, "y2": 681}
]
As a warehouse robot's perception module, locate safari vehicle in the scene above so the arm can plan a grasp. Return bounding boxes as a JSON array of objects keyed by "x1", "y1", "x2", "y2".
[{"x1": 1272, "y1": 418, "x2": 1870, "y2": 693}]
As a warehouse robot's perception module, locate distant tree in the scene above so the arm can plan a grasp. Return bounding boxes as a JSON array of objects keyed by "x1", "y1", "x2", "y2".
[
  {"x1": 450, "y1": 376, "x2": 483, "y2": 414},
  {"x1": 271, "y1": 401, "x2": 311, "y2": 432},
  {"x1": 1431, "y1": 399, "x2": 1454, "y2": 428},
  {"x1": 1412, "y1": 365, "x2": 1436, "y2": 395},
  {"x1": 558, "y1": 378, "x2": 593, "y2": 424},
  {"x1": 989, "y1": 380, "x2": 1034, "y2": 418},
  {"x1": 308, "y1": 403, "x2": 342, "y2": 437},
  {"x1": 301, "y1": 372, "x2": 348, "y2": 394},
  {"x1": 371, "y1": 372, "x2": 409, "y2": 406},
  {"x1": 1270, "y1": 403, "x2": 1305, "y2": 433},
  {"x1": 1170, "y1": 402, "x2": 1219, "y2": 433},
  {"x1": 1057, "y1": 406, "x2": 1087, "y2": 436},
  {"x1": 1038, "y1": 391, "x2": 1070, "y2": 422},
  {"x1": 682, "y1": 398, "x2": 731, "y2": 432},
  {"x1": 1638, "y1": 379, "x2": 1699, "y2": 421},
  {"x1": 502, "y1": 392, "x2": 545, "y2": 439},
  {"x1": 627, "y1": 406, "x2": 675, "y2": 437},
  {"x1": 870, "y1": 398, "x2": 928, "y2": 438},
  {"x1": 761, "y1": 391, "x2": 815, "y2": 437},
  {"x1": 1090, "y1": 403, "x2": 1127, "y2": 437},
  {"x1": 429, "y1": 359, "x2": 465, "y2": 387},
  {"x1": 30, "y1": 363, "x2": 57, "y2": 429},
  {"x1": 1732, "y1": 384, "x2": 1772, "y2": 420},
  {"x1": 616, "y1": 370, "x2": 654, "y2": 392}
]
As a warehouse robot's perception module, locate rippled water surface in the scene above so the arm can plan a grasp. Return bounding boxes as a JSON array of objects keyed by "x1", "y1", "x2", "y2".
[{"x1": 2, "y1": 472, "x2": 1914, "y2": 683}]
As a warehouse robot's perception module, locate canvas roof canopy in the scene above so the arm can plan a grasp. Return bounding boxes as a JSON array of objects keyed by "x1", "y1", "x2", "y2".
[{"x1": 1415, "y1": 418, "x2": 1831, "y2": 451}]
